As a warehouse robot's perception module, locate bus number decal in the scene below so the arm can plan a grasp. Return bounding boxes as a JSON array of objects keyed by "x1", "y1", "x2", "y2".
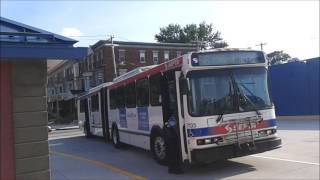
[
  {"x1": 137, "y1": 107, "x2": 149, "y2": 131},
  {"x1": 119, "y1": 108, "x2": 127, "y2": 128}
]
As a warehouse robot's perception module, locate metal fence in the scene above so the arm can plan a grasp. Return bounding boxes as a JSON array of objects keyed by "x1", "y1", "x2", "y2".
[{"x1": 269, "y1": 57, "x2": 320, "y2": 116}]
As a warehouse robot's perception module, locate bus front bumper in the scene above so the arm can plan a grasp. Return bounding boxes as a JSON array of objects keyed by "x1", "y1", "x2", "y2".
[{"x1": 191, "y1": 137, "x2": 282, "y2": 164}]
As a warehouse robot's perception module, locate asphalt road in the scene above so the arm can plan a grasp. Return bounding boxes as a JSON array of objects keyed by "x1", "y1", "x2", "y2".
[{"x1": 49, "y1": 120, "x2": 319, "y2": 180}]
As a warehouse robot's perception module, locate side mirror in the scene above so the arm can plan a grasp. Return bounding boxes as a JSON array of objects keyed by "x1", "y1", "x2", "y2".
[{"x1": 179, "y1": 78, "x2": 188, "y2": 95}]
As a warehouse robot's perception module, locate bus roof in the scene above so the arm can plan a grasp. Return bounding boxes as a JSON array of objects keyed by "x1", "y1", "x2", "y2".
[{"x1": 109, "y1": 56, "x2": 184, "y2": 89}]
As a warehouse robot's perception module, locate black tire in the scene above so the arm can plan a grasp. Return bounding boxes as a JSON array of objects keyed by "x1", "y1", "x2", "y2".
[
  {"x1": 84, "y1": 121, "x2": 92, "y2": 138},
  {"x1": 151, "y1": 131, "x2": 168, "y2": 165},
  {"x1": 111, "y1": 125, "x2": 122, "y2": 148}
]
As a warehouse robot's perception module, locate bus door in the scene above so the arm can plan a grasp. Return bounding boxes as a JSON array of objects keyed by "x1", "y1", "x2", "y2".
[
  {"x1": 100, "y1": 88, "x2": 109, "y2": 141},
  {"x1": 175, "y1": 71, "x2": 190, "y2": 162}
]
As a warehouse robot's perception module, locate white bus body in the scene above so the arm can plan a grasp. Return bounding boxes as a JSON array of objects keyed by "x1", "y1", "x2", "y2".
[{"x1": 77, "y1": 49, "x2": 281, "y2": 165}]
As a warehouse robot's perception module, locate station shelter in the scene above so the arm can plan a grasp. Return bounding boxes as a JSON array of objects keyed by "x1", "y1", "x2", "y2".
[{"x1": 0, "y1": 17, "x2": 87, "y2": 180}]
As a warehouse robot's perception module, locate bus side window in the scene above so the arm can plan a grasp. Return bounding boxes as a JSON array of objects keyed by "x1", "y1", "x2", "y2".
[
  {"x1": 150, "y1": 74, "x2": 162, "y2": 106},
  {"x1": 110, "y1": 89, "x2": 117, "y2": 109},
  {"x1": 91, "y1": 94, "x2": 99, "y2": 112},
  {"x1": 136, "y1": 78, "x2": 149, "y2": 107},
  {"x1": 117, "y1": 86, "x2": 125, "y2": 108},
  {"x1": 125, "y1": 82, "x2": 136, "y2": 108}
]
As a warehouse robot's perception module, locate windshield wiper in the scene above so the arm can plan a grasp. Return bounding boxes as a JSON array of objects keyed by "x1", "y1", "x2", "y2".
[
  {"x1": 231, "y1": 73, "x2": 262, "y2": 117},
  {"x1": 216, "y1": 112, "x2": 224, "y2": 123}
]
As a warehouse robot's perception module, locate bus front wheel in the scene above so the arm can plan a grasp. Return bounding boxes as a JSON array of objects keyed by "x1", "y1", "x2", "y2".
[
  {"x1": 151, "y1": 132, "x2": 167, "y2": 165},
  {"x1": 111, "y1": 126, "x2": 122, "y2": 148}
]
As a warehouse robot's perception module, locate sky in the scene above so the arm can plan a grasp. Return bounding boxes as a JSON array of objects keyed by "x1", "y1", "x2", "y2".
[{"x1": 1, "y1": 1, "x2": 319, "y2": 59}]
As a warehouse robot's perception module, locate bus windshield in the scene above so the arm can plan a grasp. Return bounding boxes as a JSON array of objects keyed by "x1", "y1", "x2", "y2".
[{"x1": 188, "y1": 68, "x2": 272, "y2": 117}]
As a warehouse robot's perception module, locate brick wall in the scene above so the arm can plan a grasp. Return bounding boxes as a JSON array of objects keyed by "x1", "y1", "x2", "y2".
[
  {"x1": 11, "y1": 60, "x2": 50, "y2": 180},
  {"x1": 101, "y1": 46, "x2": 194, "y2": 82}
]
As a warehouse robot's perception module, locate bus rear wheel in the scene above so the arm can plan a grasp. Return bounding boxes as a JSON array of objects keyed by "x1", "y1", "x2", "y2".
[
  {"x1": 111, "y1": 126, "x2": 122, "y2": 148},
  {"x1": 151, "y1": 132, "x2": 167, "y2": 165}
]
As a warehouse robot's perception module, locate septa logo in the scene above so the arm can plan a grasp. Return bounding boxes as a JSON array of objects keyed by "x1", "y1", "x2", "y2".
[{"x1": 192, "y1": 58, "x2": 198, "y2": 64}]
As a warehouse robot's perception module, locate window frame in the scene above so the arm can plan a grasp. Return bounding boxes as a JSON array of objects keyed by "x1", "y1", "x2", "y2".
[
  {"x1": 136, "y1": 78, "x2": 150, "y2": 107},
  {"x1": 139, "y1": 50, "x2": 146, "y2": 63},
  {"x1": 153, "y1": 51, "x2": 159, "y2": 64},
  {"x1": 149, "y1": 74, "x2": 162, "y2": 106},
  {"x1": 164, "y1": 51, "x2": 170, "y2": 62},
  {"x1": 125, "y1": 82, "x2": 137, "y2": 108}
]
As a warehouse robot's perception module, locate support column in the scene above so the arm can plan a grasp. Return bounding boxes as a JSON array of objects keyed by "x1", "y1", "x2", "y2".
[{"x1": 0, "y1": 61, "x2": 16, "y2": 180}]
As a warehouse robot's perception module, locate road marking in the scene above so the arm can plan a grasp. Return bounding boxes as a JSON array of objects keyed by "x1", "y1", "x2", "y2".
[
  {"x1": 50, "y1": 151, "x2": 147, "y2": 180},
  {"x1": 251, "y1": 155, "x2": 320, "y2": 166}
]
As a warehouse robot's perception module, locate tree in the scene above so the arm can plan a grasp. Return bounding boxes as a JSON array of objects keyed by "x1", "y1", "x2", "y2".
[
  {"x1": 267, "y1": 51, "x2": 291, "y2": 65},
  {"x1": 155, "y1": 21, "x2": 228, "y2": 48}
]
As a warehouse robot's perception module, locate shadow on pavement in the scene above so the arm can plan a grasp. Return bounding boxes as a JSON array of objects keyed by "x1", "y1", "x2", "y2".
[{"x1": 50, "y1": 136, "x2": 256, "y2": 179}]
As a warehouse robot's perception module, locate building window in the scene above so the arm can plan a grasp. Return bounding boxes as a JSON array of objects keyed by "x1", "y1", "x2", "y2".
[
  {"x1": 119, "y1": 49, "x2": 125, "y2": 64},
  {"x1": 153, "y1": 51, "x2": 158, "y2": 64},
  {"x1": 176, "y1": 51, "x2": 181, "y2": 57},
  {"x1": 118, "y1": 69, "x2": 127, "y2": 76},
  {"x1": 164, "y1": 51, "x2": 169, "y2": 62},
  {"x1": 139, "y1": 50, "x2": 146, "y2": 63},
  {"x1": 91, "y1": 55, "x2": 94, "y2": 70},
  {"x1": 100, "y1": 50, "x2": 104, "y2": 65}
]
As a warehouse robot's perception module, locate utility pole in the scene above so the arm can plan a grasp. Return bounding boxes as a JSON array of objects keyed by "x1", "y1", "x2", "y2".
[
  {"x1": 256, "y1": 42, "x2": 267, "y2": 51},
  {"x1": 109, "y1": 35, "x2": 117, "y2": 78}
]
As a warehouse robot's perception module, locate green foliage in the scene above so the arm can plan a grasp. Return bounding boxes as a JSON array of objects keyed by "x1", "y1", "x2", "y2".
[
  {"x1": 267, "y1": 51, "x2": 291, "y2": 65},
  {"x1": 155, "y1": 21, "x2": 228, "y2": 48}
]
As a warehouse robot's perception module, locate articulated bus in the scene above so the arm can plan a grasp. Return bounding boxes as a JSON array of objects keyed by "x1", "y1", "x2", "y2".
[{"x1": 77, "y1": 49, "x2": 281, "y2": 165}]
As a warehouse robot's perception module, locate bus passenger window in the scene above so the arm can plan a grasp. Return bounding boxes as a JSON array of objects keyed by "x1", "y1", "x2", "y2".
[
  {"x1": 150, "y1": 74, "x2": 162, "y2": 106},
  {"x1": 80, "y1": 99, "x2": 86, "y2": 113},
  {"x1": 125, "y1": 82, "x2": 136, "y2": 108},
  {"x1": 91, "y1": 94, "x2": 99, "y2": 112},
  {"x1": 136, "y1": 78, "x2": 149, "y2": 107},
  {"x1": 110, "y1": 89, "x2": 117, "y2": 109},
  {"x1": 117, "y1": 86, "x2": 125, "y2": 108}
]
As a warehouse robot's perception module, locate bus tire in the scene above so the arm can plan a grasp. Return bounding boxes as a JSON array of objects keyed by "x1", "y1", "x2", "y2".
[
  {"x1": 151, "y1": 131, "x2": 168, "y2": 165},
  {"x1": 111, "y1": 125, "x2": 122, "y2": 148}
]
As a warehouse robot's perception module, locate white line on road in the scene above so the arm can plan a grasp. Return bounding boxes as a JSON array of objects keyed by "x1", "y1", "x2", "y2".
[{"x1": 251, "y1": 155, "x2": 320, "y2": 166}]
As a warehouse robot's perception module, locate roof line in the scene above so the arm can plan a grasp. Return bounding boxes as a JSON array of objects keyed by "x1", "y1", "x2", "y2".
[{"x1": 0, "y1": 16, "x2": 77, "y2": 43}]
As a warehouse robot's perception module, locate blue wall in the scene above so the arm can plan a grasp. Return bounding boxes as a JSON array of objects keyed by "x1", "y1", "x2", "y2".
[{"x1": 269, "y1": 57, "x2": 319, "y2": 116}]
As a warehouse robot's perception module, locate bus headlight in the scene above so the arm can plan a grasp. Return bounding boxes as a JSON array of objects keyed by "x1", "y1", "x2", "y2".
[
  {"x1": 197, "y1": 136, "x2": 223, "y2": 145},
  {"x1": 258, "y1": 129, "x2": 276, "y2": 137}
]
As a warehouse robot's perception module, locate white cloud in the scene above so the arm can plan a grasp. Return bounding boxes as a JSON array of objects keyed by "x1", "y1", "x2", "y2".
[{"x1": 61, "y1": 27, "x2": 83, "y2": 37}]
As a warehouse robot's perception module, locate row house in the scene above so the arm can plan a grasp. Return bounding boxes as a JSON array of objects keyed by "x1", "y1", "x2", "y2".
[{"x1": 47, "y1": 60, "x2": 82, "y2": 122}]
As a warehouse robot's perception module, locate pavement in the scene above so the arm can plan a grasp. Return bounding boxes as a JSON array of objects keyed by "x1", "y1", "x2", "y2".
[{"x1": 49, "y1": 119, "x2": 319, "y2": 180}]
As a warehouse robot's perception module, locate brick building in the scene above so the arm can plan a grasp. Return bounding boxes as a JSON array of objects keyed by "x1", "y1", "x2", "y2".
[{"x1": 78, "y1": 40, "x2": 198, "y2": 90}]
